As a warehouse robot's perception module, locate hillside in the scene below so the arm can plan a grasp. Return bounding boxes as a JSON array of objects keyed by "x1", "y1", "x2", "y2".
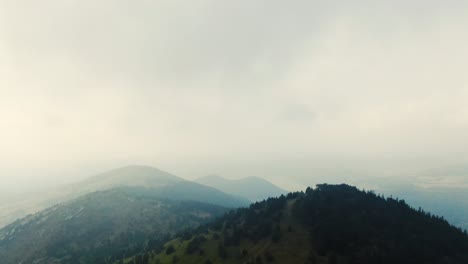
[
  {"x1": 196, "y1": 175, "x2": 287, "y2": 202},
  {"x1": 0, "y1": 166, "x2": 182, "y2": 228},
  {"x1": 0, "y1": 187, "x2": 229, "y2": 264},
  {"x1": 129, "y1": 184, "x2": 468, "y2": 264}
]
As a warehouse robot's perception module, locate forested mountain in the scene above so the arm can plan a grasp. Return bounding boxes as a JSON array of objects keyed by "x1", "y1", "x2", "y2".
[
  {"x1": 0, "y1": 187, "x2": 229, "y2": 264},
  {"x1": 196, "y1": 175, "x2": 287, "y2": 201},
  {"x1": 126, "y1": 184, "x2": 468, "y2": 264}
]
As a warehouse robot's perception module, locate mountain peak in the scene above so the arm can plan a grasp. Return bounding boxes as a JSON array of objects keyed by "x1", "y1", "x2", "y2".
[{"x1": 81, "y1": 165, "x2": 183, "y2": 188}]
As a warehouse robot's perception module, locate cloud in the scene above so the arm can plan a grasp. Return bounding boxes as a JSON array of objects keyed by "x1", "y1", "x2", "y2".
[{"x1": 0, "y1": 0, "x2": 468, "y2": 191}]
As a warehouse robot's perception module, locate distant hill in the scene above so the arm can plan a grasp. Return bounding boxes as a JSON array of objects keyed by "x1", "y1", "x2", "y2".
[
  {"x1": 0, "y1": 187, "x2": 229, "y2": 264},
  {"x1": 195, "y1": 175, "x2": 287, "y2": 201},
  {"x1": 0, "y1": 166, "x2": 184, "y2": 228},
  {"x1": 69, "y1": 165, "x2": 184, "y2": 192},
  {"x1": 128, "y1": 184, "x2": 468, "y2": 264},
  {"x1": 150, "y1": 181, "x2": 250, "y2": 208}
]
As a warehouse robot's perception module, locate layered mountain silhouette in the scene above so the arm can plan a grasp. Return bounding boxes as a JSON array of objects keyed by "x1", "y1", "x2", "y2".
[
  {"x1": 0, "y1": 166, "x2": 253, "y2": 264},
  {"x1": 196, "y1": 174, "x2": 287, "y2": 201},
  {"x1": 0, "y1": 165, "x2": 183, "y2": 228},
  {"x1": 2, "y1": 167, "x2": 468, "y2": 264},
  {"x1": 0, "y1": 166, "x2": 249, "y2": 228}
]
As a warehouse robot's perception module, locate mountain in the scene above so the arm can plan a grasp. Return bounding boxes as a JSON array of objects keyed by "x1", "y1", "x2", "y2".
[
  {"x1": 128, "y1": 184, "x2": 468, "y2": 264},
  {"x1": 0, "y1": 166, "x2": 183, "y2": 228},
  {"x1": 150, "y1": 181, "x2": 251, "y2": 208},
  {"x1": 68, "y1": 165, "x2": 184, "y2": 192},
  {"x1": 0, "y1": 187, "x2": 229, "y2": 264},
  {"x1": 195, "y1": 175, "x2": 287, "y2": 201}
]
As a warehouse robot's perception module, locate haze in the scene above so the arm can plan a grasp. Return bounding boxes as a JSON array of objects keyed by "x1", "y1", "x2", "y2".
[{"x1": 1, "y1": 0, "x2": 468, "y2": 193}]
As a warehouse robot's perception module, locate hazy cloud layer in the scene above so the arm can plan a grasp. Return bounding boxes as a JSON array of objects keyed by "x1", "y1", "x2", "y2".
[{"x1": 1, "y1": 1, "x2": 468, "y2": 192}]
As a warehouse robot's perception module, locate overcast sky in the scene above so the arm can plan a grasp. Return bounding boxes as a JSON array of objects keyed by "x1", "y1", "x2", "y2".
[{"x1": 1, "y1": 0, "x2": 468, "y2": 192}]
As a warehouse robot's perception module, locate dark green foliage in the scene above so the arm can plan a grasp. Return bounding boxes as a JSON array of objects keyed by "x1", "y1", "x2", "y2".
[
  {"x1": 165, "y1": 245, "x2": 175, "y2": 255},
  {"x1": 217, "y1": 242, "x2": 228, "y2": 259},
  {"x1": 207, "y1": 195, "x2": 289, "y2": 244},
  {"x1": 180, "y1": 230, "x2": 193, "y2": 241},
  {"x1": 306, "y1": 251, "x2": 318, "y2": 264},
  {"x1": 327, "y1": 252, "x2": 338, "y2": 264},
  {"x1": 133, "y1": 253, "x2": 150, "y2": 264},
  {"x1": 223, "y1": 226, "x2": 241, "y2": 246},
  {"x1": 264, "y1": 251, "x2": 274, "y2": 262},
  {"x1": 293, "y1": 184, "x2": 468, "y2": 264},
  {"x1": 147, "y1": 235, "x2": 169, "y2": 254},
  {"x1": 271, "y1": 224, "x2": 282, "y2": 243},
  {"x1": 186, "y1": 235, "x2": 207, "y2": 254},
  {"x1": 122, "y1": 184, "x2": 468, "y2": 264}
]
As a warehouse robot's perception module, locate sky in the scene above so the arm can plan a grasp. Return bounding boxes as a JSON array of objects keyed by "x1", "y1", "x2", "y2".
[{"x1": 1, "y1": 0, "x2": 468, "y2": 193}]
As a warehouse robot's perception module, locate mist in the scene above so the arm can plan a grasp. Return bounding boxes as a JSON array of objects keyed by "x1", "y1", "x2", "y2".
[{"x1": 1, "y1": 0, "x2": 468, "y2": 193}]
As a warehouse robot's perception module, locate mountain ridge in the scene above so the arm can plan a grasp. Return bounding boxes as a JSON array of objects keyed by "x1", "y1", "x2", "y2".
[{"x1": 195, "y1": 174, "x2": 287, "y2": 202}]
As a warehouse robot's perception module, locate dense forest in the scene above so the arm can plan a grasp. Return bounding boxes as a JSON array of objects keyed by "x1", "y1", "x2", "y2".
[{"x1": 123, "y1": 184, "x2": 468, "y2": 264}]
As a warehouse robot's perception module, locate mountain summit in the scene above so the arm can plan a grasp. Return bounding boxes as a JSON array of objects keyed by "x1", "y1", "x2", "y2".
[
  {"x1": 131, "y1": 184, "x2": 468, "y2": 264},
  {"x1": 68, "y1": 165, "x2": 183, "y2": 193}
]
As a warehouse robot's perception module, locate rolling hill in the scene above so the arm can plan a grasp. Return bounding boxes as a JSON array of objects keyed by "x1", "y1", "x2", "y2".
[
  {"x1": 195, "y1": 175, "x2": 287, "y2": 202},
  {"x1": 126, "y1": 184, "x2": 468, "y2": 264}
]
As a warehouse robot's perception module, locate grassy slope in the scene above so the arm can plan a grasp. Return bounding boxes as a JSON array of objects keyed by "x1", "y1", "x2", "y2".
[{"x1": 138, "y1": 200, "x2": 322, "y2": 264}]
